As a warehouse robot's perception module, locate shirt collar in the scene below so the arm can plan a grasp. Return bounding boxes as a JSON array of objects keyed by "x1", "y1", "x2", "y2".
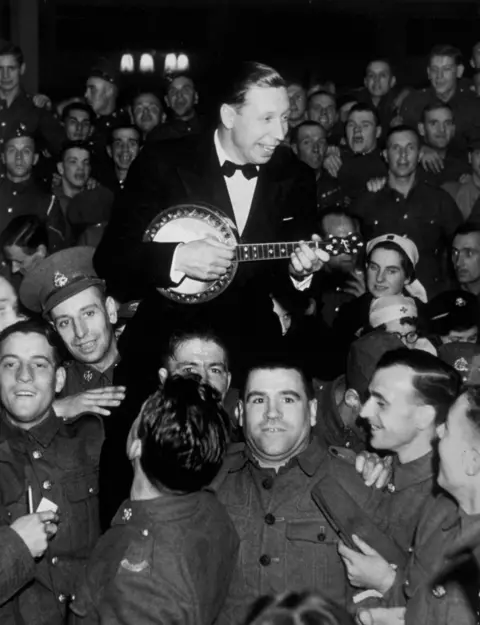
[
  {"x1": 213, "y1": 129, "x2": 259, "y2": 173},
  {"x1": 0, "y1": 409, "x2": 60, "y2": 449},
  {"x1": 392, "y1": 450, "x2": 435, "y2": 491}
]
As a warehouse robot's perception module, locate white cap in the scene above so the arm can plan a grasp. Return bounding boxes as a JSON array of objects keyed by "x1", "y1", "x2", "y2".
[
  {"x1": 369, "y1": 295, "x2": 418, "y2": 328},
  {"x1": 366, "y1": 234, "x2": 428, "y2": 303}
]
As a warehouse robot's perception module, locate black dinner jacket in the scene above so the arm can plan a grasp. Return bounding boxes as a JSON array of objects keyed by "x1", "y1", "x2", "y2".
[{"x1": 93, "y1": 131, "x2": 317, "y2": 301}]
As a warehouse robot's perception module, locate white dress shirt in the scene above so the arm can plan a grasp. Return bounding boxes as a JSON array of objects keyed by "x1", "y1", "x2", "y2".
[{"x1": 170, "y1": 132, "x2": 313, "y2": 290}]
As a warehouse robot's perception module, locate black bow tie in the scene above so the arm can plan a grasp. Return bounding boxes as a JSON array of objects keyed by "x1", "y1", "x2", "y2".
[{"x1": 221, "y1": 160, "x2": 259, "y2": 180}]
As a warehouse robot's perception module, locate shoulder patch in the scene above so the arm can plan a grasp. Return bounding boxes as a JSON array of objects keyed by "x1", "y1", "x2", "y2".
[{"x1": 119, "y1": 558, "x2": 150, "y2": 573}]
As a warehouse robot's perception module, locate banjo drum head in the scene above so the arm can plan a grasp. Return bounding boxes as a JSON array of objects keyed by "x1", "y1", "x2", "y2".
[{"x1": 143, "y1": 203, "x2": 239, "y2": 304}]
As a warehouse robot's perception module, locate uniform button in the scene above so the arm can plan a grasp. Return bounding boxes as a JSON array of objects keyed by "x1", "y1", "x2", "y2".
[
  {"x1": 345, "y1": 441, "x2": 351, "y2": 448},
  {"x1": 42, "y1": 480, "x2": 52, "y2": 491},
  {"x1": 387, "y1": 483, "x2": 396, "y2": 493},
  {"x1": 142, "y1": 529, "x2": 149, "y2": 536},
  {"x1": 51, "y1": 556, "x2": 58, "y2": 565},
  {"x1": 374, "y1": 220, "x2": 379, "y2": 225},
  {"x1": 12, "y1": 190, "x2": 17, "y2": 196},
  {"x1": 1, "y1": 122, "x2": 5, "y2": 127},
  {"x1": 58, "y1": 593, "x2": 67, "y2": 603},
  {"x1": 259, "y1": 554, "x2": 271, "y2": 566},
  {"x1": 32, "y1": 450, "x2": 42, "y2": 459},
  {"x1": 7, "y1": 208, "x2": 12, "y2": 213},
  {"x1": 264, "y1": 513, "x2": 275, "y2": 525},
  {"x1": 317, "y1": 527, "x2": 326, "y2": 541},
  {"x1": 432, "y1": 585, "x2": 446, "y2": 598},
  {"x1": 403, "y1": 214, "x2": 408, "y2": 219},
  {"x1": 408, "y1": 547, "x2": 413, "y2": 553},
  {"x1": 262, "y1": 477, "x2": 273, "y2": 490},
  {"x1": 88, "y1": 487, "x2": 94, "y2": 494},
  {"x1": 334, "y1": 307, "x2": 339, "y2": 312}
]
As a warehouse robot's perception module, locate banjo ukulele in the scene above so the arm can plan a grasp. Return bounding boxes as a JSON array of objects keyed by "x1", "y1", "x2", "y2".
[{"x1": 143, "y1": 202, "x2": 363, "y2": 304}]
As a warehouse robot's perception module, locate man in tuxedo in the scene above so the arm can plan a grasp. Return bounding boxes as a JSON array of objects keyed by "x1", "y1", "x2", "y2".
[{"x1": 94, "y1": 61, "x2": 326, "y2": 395}]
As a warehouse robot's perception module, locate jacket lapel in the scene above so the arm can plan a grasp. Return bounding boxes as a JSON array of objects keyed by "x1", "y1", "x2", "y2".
[{"x1": 175, "y1": 136, "x2": 237, "y2": 225}]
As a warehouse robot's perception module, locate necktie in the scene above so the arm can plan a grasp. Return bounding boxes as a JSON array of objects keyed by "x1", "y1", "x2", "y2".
[{"x1": 221, "y1": 160, "x2": 259, "y2": 180}]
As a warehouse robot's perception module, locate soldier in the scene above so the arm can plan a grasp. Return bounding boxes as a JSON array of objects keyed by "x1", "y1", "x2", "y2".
[
  {"x1": 72, "y1": 376, "x2": 239, "y2": 625},
  {"x1": 19, "y1": 246, "x2": 125, "y2": 419},
  {"x1": 102, "y1": 125, "x2": 141, "y2": 193},
  {"x1": 0, "y1": 42, "x2": 63, "y2": 160},
  {"x1": 0, "y1": 318, "x2": 103, "y2": 624},
  {"x1": 0, "y1": 125, "x2": 57, "y2": 235},
  {"x1": 357, "y1": 385, "x2": 480, "y2": 625},
  {"x1": 131, "y1": 91, "x2": 165, "y2": 142},
  {"x1": 399, "y1": 45, "x2": 480, "y2": 156}
]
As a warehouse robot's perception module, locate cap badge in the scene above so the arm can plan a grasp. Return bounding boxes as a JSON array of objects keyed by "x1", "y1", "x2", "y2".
[
  {"x1": 53, "y1": 271, "x2": 68, "y2": 288},
  {"x1": 122, "y1": 507, "x2": 132, "y2": 522},
  {"x1": 456, "y1": 297, "x2": 466, "y2": 307},
  {"x1": 454, "y1": 357, "x2": 469, "y2": 372},
  {"x1": 400, "y1": 306, "x2": 408, "y2": 313},
  {"x1": 83, "y1": 370, "x2": 93, "y2": 382}
]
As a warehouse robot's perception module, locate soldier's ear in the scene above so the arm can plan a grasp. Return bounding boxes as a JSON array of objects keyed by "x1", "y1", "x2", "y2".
[
  {"x1": 235, "y1": 400, "x2": 244, "y2": 427},
  {"x1": 221, "y1": 103, "x2": 237, "y2": 130},
  {"x1": 194, "y1": 91, "x2": 199, "y2": 106},
  {"x1": 291, "y1": 143, "x2": 299, "y2": 156},
  {"x1": 55, "y1": 366, "x2": 66, "y2": 394},
  {"x1": 345, "y1": 388, "x2": 361, "y2": 412},
  {"x1": 415, "y1": 404, "x2": 436, "y2": 431},
  {"x1": 309, "y1": 398, "x2": 317, "y2": 427},
  {"x1": 105, "y1": 296, "x2": 118, "y2": 325},
  {"x1": 375, "y1": 126, "x2": 382, "y2": 140},
  {"x1": 106, "y1": 146, "x2": 112, "y2": 158},
  {"x1": 33, "y1": 153, "x2": 39, "y2": 166},
  {"x1": 463, "y1": 448, "x2": 480, "y2": 477},
  {"x1": 389, "y1": 76, "x2": 397, "y2": 89},
  {"x1": 456, "y1": 64, "x2": 465, "y2": 79},
  {"x1": 1, "y1": 153, "x2": 5, "y2": 165},
  {"x1": 127, "y1": 437, "x2": 142, "y2": 462},
  {"x1": 418, "y1": 122, "x2": 426, "y2": 138},
  {"x1": 158, "y1": 368, "x2": 168, "y2": 385},
  {"x1": 20, "y1": 63, "x2": 26, "y2": 77},
  {"x1": 57, "y1": 162, "x2": 64, "y2": 176}
]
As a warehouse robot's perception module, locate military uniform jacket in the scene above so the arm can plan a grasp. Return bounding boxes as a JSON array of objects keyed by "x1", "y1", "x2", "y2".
[
  {"x1": 211, "y1": 439, "x2": 351, "y2": 625},
  {"x1": 60, "y1": 358, "x2": 118, "y2": 400},
  {"x1": 0, "y1": 177, "x2": 56, "y2": 234},
  {"x1": 72, "y1": 491, "x2": 239, "y2": 625},
  {"x1": 0, "y1": 91, "x2": 64, "y2": 157},
  {"x1": 0, "y1": 410, "x2": 104, "y2": 625},
  {"x1": 385, "y1": 494, "x2": 480, "y2": 625},
  {"x1": 400, "y1": 86, "x2": 480, "y2": 155}
]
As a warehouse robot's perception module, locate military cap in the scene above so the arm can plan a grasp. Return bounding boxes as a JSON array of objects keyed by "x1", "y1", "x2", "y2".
[
  {"x1": 4, "y1": 122, "x2": 35, "y2": 145},
  {"x1": 438, "y1": 341, "x2": 480, "y2": 384},
  {"x1": 88, "y1": 57, "x2": 120, "y2": 86},
  {"x1": 19, "y1": 246, "x2": 104, "y2": 315},
  {"x1": 346, "y1": 330, "x2": 404, "y2": 398},
  {"x1": 426, "y1": 290, "x2": 479, "y2": 336}
]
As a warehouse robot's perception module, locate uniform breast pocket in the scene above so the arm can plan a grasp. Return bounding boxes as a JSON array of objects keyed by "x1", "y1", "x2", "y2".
[
  {"x1": 285, "y1": 519, "x2": 346, "y2": 601},
  {"x1": 62, "y1": 471, "x2": 100, "y2": 553}
]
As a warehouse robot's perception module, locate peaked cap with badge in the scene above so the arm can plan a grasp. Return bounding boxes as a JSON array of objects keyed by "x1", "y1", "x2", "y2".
[
  {"x1": 438, "y1": 341, "x2": 480, "y2": 385},
  {"x1": 19, "y1": 246, "x2": 104, "y2": 315}
]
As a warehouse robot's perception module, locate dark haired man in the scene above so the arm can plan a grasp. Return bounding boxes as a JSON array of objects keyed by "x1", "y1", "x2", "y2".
[
  {"x1": 94, "y1": 61, "x2": 326, "y2": 409},
  {"x1": 102, "y1": 125, "x2": 141, "y2": 193},
  {"x1": 131, "y1": 91, "x2": 165, "y2": 141},
  {"x1": 324, "y1": 104, "x2": 387, "y2": 202},
  {"x1": 0, "y1": 319, "x2": 104, "y2": 624},
  {"x1": 417, "y1": 103, "x2": 469, "y2": 186},
  {"x1": 0, "y1": 126, "x2": 57, "y2": 236},
  {"x1": 290, "y1": 121, "x2": 342, "y2": 210},
  {"x1": 400, "y1": 45, "x2": 480, "y2": 156},
  {"x1": 356, "y1": 384, "x2": 480, "y2": 625},
  {"x1": 451, "y1": 222, "x2": 480, "y2": 304},
  {"x1": 61, "y1": 102, "x2": 94, "y2": 142},
  {"x1": 0, "y1": 42, "x2": 63, "y2": 158},
  {"x1": 72, "y1": 376, "x2": 239, "y2": 625},
  {"x1": 354, "y1": 59, "x2": 399, "y2": 138},
  {"x1": 286, "y1": 81, "x2": 308, "y2": 133},
  {"x1": 53, "y1": 141, "x2": 113, "y2": 244},
  {"x1": 150, "y1": 74, "x2": 205, "y2": 142},
  {"x1": 307, "y1": 90, "x2": 343, "y2": 145},
  {"x1": 351, "y1": 125, "x2": 462, "y2": 296}
]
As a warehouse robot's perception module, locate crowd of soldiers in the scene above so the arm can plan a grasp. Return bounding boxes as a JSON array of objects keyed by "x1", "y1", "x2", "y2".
[{"x1": 2, "y1": 34, "x2": 480, "y2": 625}]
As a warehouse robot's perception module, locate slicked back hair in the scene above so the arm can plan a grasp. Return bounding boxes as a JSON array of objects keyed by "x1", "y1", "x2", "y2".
[
  {"x1": 428, "y1": 45, "x2": 463, "y2": 66},
  {"x1": 243, "y1": 591, "x2": 354, "y2": 625},
  {"x1": 220, "y1": 61, "x2": 286, "y2": 108},
  {"x1": 137, "y1": 375, "x2": 229, "y2": 493},
  {"x1": 375, "y1": 348, "x2": 461, "y2": 426},
  {"x1": 0, "y1": 42, "x2": 24, "y2": 66},
  {"x1": 0, "y1": 319, "x2": 66, "y2": 368}
]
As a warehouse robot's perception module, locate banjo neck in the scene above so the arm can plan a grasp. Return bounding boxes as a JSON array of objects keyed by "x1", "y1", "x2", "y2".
[{"x1": 235, "y1": 240, "x2": 327, "y2": 262}]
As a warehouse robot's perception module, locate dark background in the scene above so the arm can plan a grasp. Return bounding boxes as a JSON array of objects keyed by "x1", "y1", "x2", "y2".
[{"x1": 2, "y1": 0, "x2": 480, "y2": 101}]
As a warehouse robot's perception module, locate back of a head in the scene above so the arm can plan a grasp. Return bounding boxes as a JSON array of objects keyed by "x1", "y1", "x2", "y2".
[
  {"x1": 0, "y1": 214, "x2": 49, "y2": 253},
  {"x1": 137, "y1": 375, "x2": 229, "y2": 493},
  {"x1": 375, "y1": 348, "x2": 461, "y2": 425},
  {"x1": 219, "y1": 61, "x2": 285, "y2": 108},
  {"x1": 244, "y1": 591, "x2": 354, "y2": 625}
]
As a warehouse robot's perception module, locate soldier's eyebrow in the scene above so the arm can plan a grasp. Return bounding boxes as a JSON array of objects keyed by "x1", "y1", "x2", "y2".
[{"x1": 370, "y1": 390, "x2": 389, "y2": 404}]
